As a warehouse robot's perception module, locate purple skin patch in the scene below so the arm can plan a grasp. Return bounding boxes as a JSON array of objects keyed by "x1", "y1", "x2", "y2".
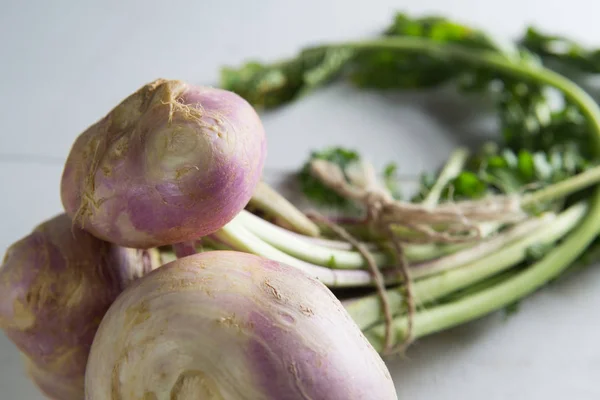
[
  {"x1": 247, "y1": 311, "x2": 325, "y2": 400},
  {"x1": 235, "y1": 255, "x2": 396, "y2": 400},
  {"x1": 60, "y1": 79, "x2": 267, "y2": 249},
  {"x1": 246, "y1": 312, "x2": 396, "y2": 400}
]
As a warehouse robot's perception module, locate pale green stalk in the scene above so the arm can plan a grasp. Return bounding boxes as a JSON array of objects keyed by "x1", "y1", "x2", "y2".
[
  {"x1": 421, "y1": 147, "x2": 470, "y2": 207},
  {"x1": 345, "y1": 202, "x2": 586, "y2": 330}
]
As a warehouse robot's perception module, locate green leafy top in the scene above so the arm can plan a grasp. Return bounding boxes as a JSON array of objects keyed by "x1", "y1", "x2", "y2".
[
  {"x1": 221, "y1": 13, "x2": 591, "y2": 156},
  {"x1": 410, "y1": 141, "x2": 591, "y2": 207},
  {"x1": 351, "y1": 13, "x2": 508, "y2": 89},
  {"x1": 219, "y1": 13, "x2": 508, "y2": 106},
  {"x1": 521, "y1": 28, "x2": 600, "y2": 74},
  {"x1": 220, "y1": 48, "x2": 353, "y2": 109}
]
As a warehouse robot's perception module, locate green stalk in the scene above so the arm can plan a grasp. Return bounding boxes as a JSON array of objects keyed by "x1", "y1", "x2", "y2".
[
  {"x1": 521, "y1": 164, "x2": 600, "y2": 207},
  {"x1": 249, "y1": 181, "x2": 320, "y2": 237},
  {"x1": 364, "y1": 194, "x2": 600, "y2": 351},
  {"x1": 397, "y1": 222, "x2": 501, "y2": 262},
  {"x1": 345, "y1": 202, "x2": 585, "y2": 330},
  {"x1": 212, "y1": 217, "x2": 396, "y2": 287},
  {"x1": 238, "y1": 209, "x2": 495, "y2": 267},
  {"x1": 409, "y1": 215, "x2": 551, "y2": 279},
  {"x1": 238, "y1": 207, "x2": 523, "y2": 282},
  {"x1": 439, "y1": 268, "x2": 522, "y2": 303},
  {"x1": 237, "y1": 210, "x2": 392, "y2": 268},
  {"x1": 421, "y1": 147, "x2": 470, "y2": 207},
  {"x1": 412, "y1": 205, "x2": 585, "y2": 301}
]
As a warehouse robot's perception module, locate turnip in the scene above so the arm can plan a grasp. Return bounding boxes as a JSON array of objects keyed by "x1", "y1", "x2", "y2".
[
  {"x1": 61, "y1": 78, "x2": 266, "y2": 249},
  {"x1": 0, "y1": 213, "x2": 162, "y2": 399},
  {"x1": 56, "y1": 78, "x2": 462, "y2": 290},
  {"x1": 84, "y1": 251, "x2": 398, "y2": 400}
]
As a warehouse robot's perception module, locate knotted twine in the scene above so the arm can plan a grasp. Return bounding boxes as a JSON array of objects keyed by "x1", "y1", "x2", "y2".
[{"x1": 308, "y1": 159, "x2": 525, "y2": 355}]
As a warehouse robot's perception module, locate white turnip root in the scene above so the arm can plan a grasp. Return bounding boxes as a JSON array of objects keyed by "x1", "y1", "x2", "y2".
[
  {"x1": 85, "y1": 250, "x2": 398, "y2": 400},
  {"x1": 0, "y1": 213, "x2": 162, "y2": 399},
  {"x1": 61, "y1": 79, "x2": 266, "y2": 249}
]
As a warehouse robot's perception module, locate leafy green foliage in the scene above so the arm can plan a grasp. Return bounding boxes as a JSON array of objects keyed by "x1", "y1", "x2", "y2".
[
  {"x1": 521, "y1": 27, "x2": 600, "y2": 74},
  {"x1": 219, "y1": 13, "x2": 511, "y2": 106},
  {"x1": 222, "y1": 13, "x2": 595, "y2": 169},
  {"x1": 365, "y1": 15, "x2": 593, "y2": 164},
  {"x1": 351, "y1": 13, "x2": 504, "y2": 89},
  {"x1": 221, "y1": 61, "x2": 294, "y2": 109},
  {"x1": 411, "y1": 142, "x2": 591, "y2": 208},
  {"x1": 220, "y1": 48, "x2": 353, "y2": 109},
  {"x1": 302, "y1": 141, "x2": 587, "y2": 207},
  {"x1": 468, "y1": 145, "x2": 589, "y2": 192}
]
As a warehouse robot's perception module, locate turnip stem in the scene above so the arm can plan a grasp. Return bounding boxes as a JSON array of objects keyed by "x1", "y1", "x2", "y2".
[
  {"x1": 280, "y1": 231, "x2": 380, "y2": 251},
  {"x1": 345, "y1": 202, "x2": 587, "y2": 330},
  {"x1": 237, "y1": 210, "x2": 502, "y2": 267},
  {"x1": 521, "y1": 164, "x2": 600, "y2": 207},
  {"x1": 408, "y1": 215, "x2": 553, "y2": 279},
  {"x1": 237, "y1": 210, "x2": 391, "y2": 268},
  {"x1": 363, "y1": 200, "x2": 594, "y2": 350},
  {"x1": 212, "y1": 217, "x2": 397, "y2": 287},
  {"x1": 239, "y1": 207, "x2": 537, "y2": 280},
  {"x1": 414, "y1": 203, "x2": 585, "y2": 300},
  {"x1": 249, "y1": 181, "x2": 321, "y2": 236},
  {"x1": 421, "y1": 147, "x2": 470, "y2": 207}
]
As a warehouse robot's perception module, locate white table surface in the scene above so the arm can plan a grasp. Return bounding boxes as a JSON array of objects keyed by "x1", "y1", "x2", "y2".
[{"x1": 2, "y1": 1, "x2": 600, "y2": 399}]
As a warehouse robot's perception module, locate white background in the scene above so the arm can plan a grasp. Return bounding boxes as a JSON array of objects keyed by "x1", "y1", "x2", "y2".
[{"x1": 2, "y1": 1, "x2": 600, "y2": 399}]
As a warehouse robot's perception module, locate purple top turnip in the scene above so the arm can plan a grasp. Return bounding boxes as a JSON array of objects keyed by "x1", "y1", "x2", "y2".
[
  {"x1": 85, "y1": 251, "x2": 398, "y2": 400},
  {"x1": 0, "y1": 213, "x2": 162, "y2": 399},
  {"x1": 61, "y1": 79, "x2": 267, "y2": 248}
]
